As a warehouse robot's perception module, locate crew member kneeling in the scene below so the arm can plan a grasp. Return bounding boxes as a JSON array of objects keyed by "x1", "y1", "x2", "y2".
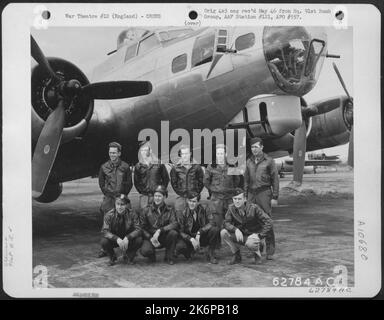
[
  {"x1": 100, "y1": 194, "x2": 143, "y2": 266},
  {"x1": 221, "y1": 188, "x2": 273, "y2": 265},
  {"x1": 139, "y1": 185, "x2": 179, "y2": 265},
  {"x1": 175, "y1": 192, "x2": 220, "y2": 264}
]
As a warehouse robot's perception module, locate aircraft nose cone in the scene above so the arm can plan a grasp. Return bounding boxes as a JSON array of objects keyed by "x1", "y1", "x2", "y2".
[{"x1": 262, "y1": 26, "x2": 327, "y2": 96}]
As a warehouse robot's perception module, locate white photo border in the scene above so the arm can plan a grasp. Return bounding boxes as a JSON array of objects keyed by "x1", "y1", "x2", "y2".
[{"x1": 2, "y1": 3, "x2": 381, "y2": 298}]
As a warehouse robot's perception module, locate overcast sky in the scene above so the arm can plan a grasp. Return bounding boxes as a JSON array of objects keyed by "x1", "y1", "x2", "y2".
[{"x1": 31, "y1": 27, "x2": 353, "y2": 160}]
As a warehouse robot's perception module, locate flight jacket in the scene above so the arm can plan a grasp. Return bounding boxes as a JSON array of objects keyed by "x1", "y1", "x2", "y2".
[{"x1": 223, "y1": 202, "x2": 273, "y2": 239}]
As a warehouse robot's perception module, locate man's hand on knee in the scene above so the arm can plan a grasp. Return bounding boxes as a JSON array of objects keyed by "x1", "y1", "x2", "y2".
[
  {"x1": 117, "y1": 238, "x2": 124, "y2": 249},
  {"x1": 235, "y1": 229, "x2": 244, "y2": 243},
  {"x1": 122, "y1": 237, "x2": 129, "y2": 251},
  {"x1": 249, "y1": 233, "x2": 260, "y2": 242},
  {"x1": 190, "y1": 237, "x2": 200, "y2": 251},
  {"x1": 150, "y1": 229, "x2": 161, "y2": 247}
]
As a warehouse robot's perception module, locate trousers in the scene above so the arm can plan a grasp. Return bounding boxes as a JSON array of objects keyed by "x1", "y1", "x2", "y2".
[
  {"x1": 247, "y1": 188, "x2": 275, "y2": 256},
  {"x1": 220, "y1": 229, "x2": 262, "y2": 256},
  {"x1": 140, "y1": 230, "x2": 178, "y2": 260},
  {"x1": 175, "y1": 227, "x2": 221, "y2": 257},
  {"x1": 207, "y1": 195, "x2": 232, "y2": 228},
  {"x1": 100, "y1": 236, "x2": 143, "y2": 259}
]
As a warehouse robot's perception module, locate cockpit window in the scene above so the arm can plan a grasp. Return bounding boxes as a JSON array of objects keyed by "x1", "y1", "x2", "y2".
[
  {"x1": 124, "y1": 44, "x2": 137, "y2": 62},
  {"x1": 117, "y1": 28, "x2": 150, "y2": 49},
  {"x1": 192, "y1": 33, "x2": 215, "y2": 67},
  {"x1": 137, "y1": 34, "x2": 160, "y2": 56},
  {"x1": 235, "y1": 33, "x2": 255, "y2": 51},
  {"x1": 159, "y1": 28, "x2": 193, "y2": 42}
]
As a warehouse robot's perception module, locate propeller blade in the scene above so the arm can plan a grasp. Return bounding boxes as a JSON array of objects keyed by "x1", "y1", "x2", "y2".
[
  {"x1": 304, "y1": 97, "x2": 344, "y2": 118},
  {"x1": 292, "y1": 120, "x2": 307, "y2": 185},
  {"x1": 32, "y1": 100, "x2": 66, "y2": 197},
  {"x1": 348, "y1": 125, "x2": 354, "y2": 167},
  {"x1": 333, "y1": 62, "x2": 351, "y2": 99},
  {"x1": 81, "y1": 81, "x2": 152, "y2": 100},
  {"x1": 30, "y1": 35, "x2": 60, "y2": 81}
]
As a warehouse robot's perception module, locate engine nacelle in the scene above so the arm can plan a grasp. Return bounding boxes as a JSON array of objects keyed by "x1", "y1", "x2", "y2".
[
  {"x1": 31, "y1": 57, "x2": 94, "y2": 150},
  {"x1": 34, "y1": 182, "x2": 63, "y2": 203},
  {"x1": 227, "y1": 94, "x2": 302, "y2": 138},
  {"x1": 306, "y1": 100, "x2": 350, "y2": 151},
  {"x1": 264, "y1": 96, "x2": 350, "y2": 153}
]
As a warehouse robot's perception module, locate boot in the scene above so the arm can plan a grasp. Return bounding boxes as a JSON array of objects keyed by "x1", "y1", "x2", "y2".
[
  {"x1": 147, "y1": 253, "x2": 156, "y2": 263},
  {"x1": 98, "y1": 249, "x2": 107, "y2": 258},
  {"x1": 206, "y1": 248, "x2": 218, "y2": 264},
  {"x1": 163, "y1": 256, "x2": 175, "y2": 265},
  {"x1": 175, "y1": 247, "x2": 191, "y2": 261},
  {"x1": 164, "y1": 249, "x2": 175, "y2": 265},
  {"x1": 259, "y1": 241, "x2": 265, "y2": 256},
  {"x1": 182, "y1": 249, "x2": 192, "y2": 261},
  {"x1": 254, "y1": 251, "x2": 262, "y2": 265},
  {"x1": 124, "y1": 253, "x2": 136, "y2": 265},
  {"x1": 228, "y1": 250, "x2": 241, "y2": 265},
  {"x1": 108, "y1": 254, "x2": 117, "y2": 266}
]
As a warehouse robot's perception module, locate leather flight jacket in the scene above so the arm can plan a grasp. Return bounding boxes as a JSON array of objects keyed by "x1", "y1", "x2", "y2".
[
  {"x1": 223, "y1": 202, "x2": 273, "y2": 239},
  {"x1": 134, "y1": 161, "x2": 169, "y2": 196},
  {"x1": 102, "y1": 208, "x2": 141, "y2": 242},
  {"x1": 170, "y1": 161, "x2": 204, "y2": 197},
  {"x1": 140, "y1": 202, "x2": 178, "y2": 239},
  {"x1": 177, "y1": 204, "x2": 215, "y2": 240},
  {"x1": 204, "y1": 163, "x2": 243, "y2": 199},
  {"x1": 244, "y1": 154, "x2": 279, "y2": 199},
  {"x1": 98, "y1": 159, "x2": 133, "y2": 197}
]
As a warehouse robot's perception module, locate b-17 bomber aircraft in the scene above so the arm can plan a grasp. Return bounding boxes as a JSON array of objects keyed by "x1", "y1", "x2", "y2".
[
  {"x1": 31, "y1": 26, "x2": 353, "y2": 203},
  {"x1": 277, "y1": 152, "x2": 342, "y2": 177}
]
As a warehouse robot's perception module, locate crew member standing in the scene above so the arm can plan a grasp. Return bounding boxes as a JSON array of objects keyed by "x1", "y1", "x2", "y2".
[
  {"x1": 170, "y1": 144, "x2": 204, "y2": 214},
  {"x1": 98, "y1": 141, "x2": 133, "y2": 258},
  {"x1": 244, "y1": 137, "x2": 279, "y2": 260},
  {"x1": 203, "y1": 144, "x2": 243, "y2": 227},
  {"x1": 98, "y1": 142, "x2": 133, "y2": 217},
  {"x1": 134, "y1": 141, "x2": 170, "y2": 209}
]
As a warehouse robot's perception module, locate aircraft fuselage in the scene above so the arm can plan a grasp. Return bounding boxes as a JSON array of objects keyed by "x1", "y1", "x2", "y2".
[{"x1": 47, "y1": 26, "x2": 328, "y2": 183}]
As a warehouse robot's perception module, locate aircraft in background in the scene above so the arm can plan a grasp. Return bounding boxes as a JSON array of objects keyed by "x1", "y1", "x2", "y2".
[
  {"x1": 277, "y1": 152, "x2": 342, "y2": 177},
  {"x1": 31, "y1": 26, "x2": 353, "y2": 202},
  {"x1": 307, "y1": 152, "x2": 341, "y2": 161}
]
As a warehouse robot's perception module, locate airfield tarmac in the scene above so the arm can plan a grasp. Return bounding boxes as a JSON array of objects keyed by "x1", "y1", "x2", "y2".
[{"x1": 32, "y1": 169, "x2": 354, "y2": 288}]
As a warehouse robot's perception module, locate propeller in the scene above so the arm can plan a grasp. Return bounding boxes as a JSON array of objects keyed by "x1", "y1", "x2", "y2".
[
  {"x1": 32, "y1": 100, "x2": 66, "y2": 198},
  {"x1": 81, "y1": 81, "x2": 152, "y2": 100},
  {"x1": 30, "y1": 36, "x2": 60, "y2": 83},
  {"x1": 302, "y1": 97, "x2": 345, "y2": 118},
  {"x1": 333, "y1": 62, "x2": 353, "y2": 167},
  {"x1": 333, "y1": 62, "x2": 351, "y2": 99},
  {"x1": 292, "y1": 120, "x2": 307, "y2": 186},
  {"x1": 31, "y1": 35, "x2": 152, "y2": 197},
  {"x1": 291, "y1": 63, "x2": 354, "y2": 186}
]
